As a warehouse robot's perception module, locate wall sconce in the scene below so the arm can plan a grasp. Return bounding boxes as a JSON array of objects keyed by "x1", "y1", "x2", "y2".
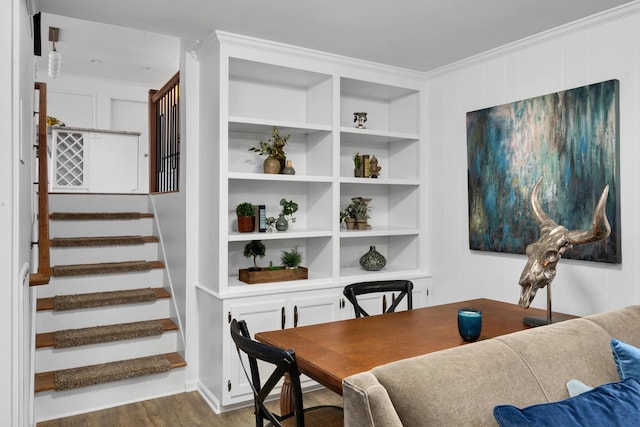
[{"x1": 48, "y1": 26, "x2": 61, "y2": 78}]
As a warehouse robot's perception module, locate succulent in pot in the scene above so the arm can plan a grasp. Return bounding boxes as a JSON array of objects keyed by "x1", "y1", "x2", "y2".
[{"x1": 235, "y1": 202, "x2": 256, "y2": 233}]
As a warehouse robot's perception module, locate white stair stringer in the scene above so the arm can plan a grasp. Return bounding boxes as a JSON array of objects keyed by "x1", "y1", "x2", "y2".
[{"x1": 34, "y1": 368, "x2": 186, "y2": 422}]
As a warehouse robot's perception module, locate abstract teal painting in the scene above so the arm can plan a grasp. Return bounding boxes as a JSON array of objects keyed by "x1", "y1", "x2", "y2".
[{"x1": 466, "y1": 80, "x2": 620, "y2": 263}]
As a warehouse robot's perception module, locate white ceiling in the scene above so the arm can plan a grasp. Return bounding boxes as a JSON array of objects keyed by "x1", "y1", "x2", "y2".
[{"x1": 37, "y1": 0, "x2": 636, "y2": 84}]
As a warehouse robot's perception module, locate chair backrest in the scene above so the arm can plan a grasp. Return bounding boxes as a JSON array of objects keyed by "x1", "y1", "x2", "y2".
[
  {"x1": 229, "y1": 319, "x2": 306, "y2": 427},
  {"x1": 343, "y1": 280, "x2": 414, "y2": 318}
]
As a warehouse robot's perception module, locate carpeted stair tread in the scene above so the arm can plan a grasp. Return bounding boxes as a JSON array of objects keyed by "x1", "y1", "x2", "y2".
[
  {"x1": 36, "y1": 319, "x2": 178, "y2": 349},
  {"x1": 34, "y1": 352, "x2": 186, "y2": 392},
  {"x1": 52, "y1": 260, "x2": 163, "y2": 277},
  {"x1": 49, "y1": 212, "x2": 153, "y2": 221},
  {"x1": 37, "y1": 288, "x2": 171, "y2": 311},
  {"x1": 50, "y1": 235, "x2": 158, "y2": 247}
]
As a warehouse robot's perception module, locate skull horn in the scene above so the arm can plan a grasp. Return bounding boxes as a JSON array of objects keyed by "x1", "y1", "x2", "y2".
[
  {"x1": 530, "y1": 177, "x2": 558, "y2": 233},
  {"x1": 567, "y1": 185, "x2": 611, "y2": 245}
]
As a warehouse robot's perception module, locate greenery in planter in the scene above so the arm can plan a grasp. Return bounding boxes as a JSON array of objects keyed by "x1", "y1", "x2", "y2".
[
  {"x1": 280, "y1": 198, "x2": 298, "y2": 223},
  {"x1": 353, "y1": 152, "x2": 362, "y2": 170},
  {"x1": 249, "y1": 127, "x2": 290, "y2": 160},
  {"x1": 281, "y1": 246, "x2": 303, "y2": 268},
  {"x1": 243, "y1": 240, "x2": 266, "y2": 269},
  {"x1": 340, "y1": 197, "x2": 369, "y2": 222},
  {"x1": 235, "y1": 202, "x2": 256, "y2": 217}
]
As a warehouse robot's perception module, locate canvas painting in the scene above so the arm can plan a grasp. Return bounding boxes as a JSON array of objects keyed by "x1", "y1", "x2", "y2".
[{"x1": 466, "y1": 79, "x2": 620, "y2": 263}]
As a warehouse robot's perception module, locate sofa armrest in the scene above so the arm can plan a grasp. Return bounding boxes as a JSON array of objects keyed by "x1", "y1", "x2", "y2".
[{"x1": 343, "y1": 372, "x2": 403, "y2": 427}]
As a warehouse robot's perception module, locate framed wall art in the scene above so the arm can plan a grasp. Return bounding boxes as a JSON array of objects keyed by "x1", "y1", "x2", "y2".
[{"x1": 466, "y1": 79, "x2": 620, "y2": 263}]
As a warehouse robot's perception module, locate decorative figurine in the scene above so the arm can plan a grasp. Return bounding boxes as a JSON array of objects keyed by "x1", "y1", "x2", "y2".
[
  {"x1": 353, "y1": 112, "x2": 367, "y2": 129},
  {"x1": 369, "y1": 155, "x2": 381, "y2": 178}
]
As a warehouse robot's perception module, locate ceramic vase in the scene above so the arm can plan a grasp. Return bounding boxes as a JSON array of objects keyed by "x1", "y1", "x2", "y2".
[
  {"x1": 359, "y1": 246, "x2": 386, "y2": 271},
  {"x1": 276, "y1": 213, "x2": 288, "y2": 231},
  {"x1": 281, "y1": 160, "x2": 296, "y2": 175},
  {"x1": 263, "y1": 156, "x2": 281, "y2": 174}
]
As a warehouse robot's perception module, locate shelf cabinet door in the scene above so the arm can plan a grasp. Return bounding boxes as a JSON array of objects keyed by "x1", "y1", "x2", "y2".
[
  {"x1": 287, "y1": 291, "x2": 342, "y2": 328},
  {"x1": 226, "y1": 298, "x2": 287, "y2": 401}
]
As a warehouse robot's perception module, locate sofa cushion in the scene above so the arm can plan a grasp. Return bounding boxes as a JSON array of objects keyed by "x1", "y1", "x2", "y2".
[
  {"x1": 369, "y1": 339, "x2": 546, "y2": 427},
  {"x1": 611, "y1": 338, "x2": 640, "y2": 380},
  {"x1": 494, "y1": 377, "x2": 640, "y2": 427},
  {"x1": 495, "y1": 318, "x2": 619, "y2": 402}
]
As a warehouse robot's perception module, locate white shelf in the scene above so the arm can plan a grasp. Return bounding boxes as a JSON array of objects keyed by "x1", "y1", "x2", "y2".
[
  {"x1": 340, "y1": 177, "x2": 419, "y2": 186},
  {"x1": 228, "y1": 172, "x2": 333, "y2": 183},
  {"x1": 339, "y1": 226, "x2": 419, "y2": 239},
  {"x1": 340, "y1": 127, "x2": 419, "y2": 144},
  {"x1": 339, "y1": 266, "x2": 423, "y2": 281},
  {"x1": 229, "y1": 116, "x2": 332, "y2": 136},
  {"x1": 229, "y1": 229, "x2": 332, "y2": 242}
]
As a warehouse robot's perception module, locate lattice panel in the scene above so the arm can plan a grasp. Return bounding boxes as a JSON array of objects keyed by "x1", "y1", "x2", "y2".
[{"x1": 54, "y1": 132, "x2": 86, "y2": 188}]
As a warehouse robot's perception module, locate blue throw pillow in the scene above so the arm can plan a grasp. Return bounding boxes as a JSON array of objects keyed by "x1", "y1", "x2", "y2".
[
  {"x1": 611, "y1": 338, "x2": 640, "y2": 380},
  {"x1": 494, "y1": 377, "x2": 640, "y2": 427}
]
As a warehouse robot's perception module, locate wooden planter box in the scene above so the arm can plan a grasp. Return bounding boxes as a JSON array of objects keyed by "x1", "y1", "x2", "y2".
[{"x1": 239, "y1": 267, "x2": 308, "y2": 284}]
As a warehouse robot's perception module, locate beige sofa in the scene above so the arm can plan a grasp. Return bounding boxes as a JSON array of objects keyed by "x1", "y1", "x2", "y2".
[{"x1": 342, "y1": 305, "x2": 640, "y2": 426}]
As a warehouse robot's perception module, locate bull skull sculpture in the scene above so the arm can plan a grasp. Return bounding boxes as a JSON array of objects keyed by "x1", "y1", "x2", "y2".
[{"x1": 518, "y1": 177, "x2": 611, "y2": 308}]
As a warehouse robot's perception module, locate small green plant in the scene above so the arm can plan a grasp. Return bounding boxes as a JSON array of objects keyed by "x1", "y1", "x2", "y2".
[
  {"x1": 280, "y1": 198, "x2": 298, "y2": 223},
  {"x1": 340, "y1": 197, "x2": 369, "y2": 222},
  {"x1": 281, "y1": 246, "x2": 303, "y2": 268},
  {"x1": 243, "y1": 240, "x2": 266, "y2": 269},
  {"x1": 353, "y1": 152, "x2": 362, "y2": 169},
  {"x1": 264, "y1": 260, "x2": 283, "y2": 271},
  {"x1": 248, "y1": 127, "x2": 289, "y2": 160},
  {"x1": 235, "y1": 202, "x2": 256, "y2": 217}
]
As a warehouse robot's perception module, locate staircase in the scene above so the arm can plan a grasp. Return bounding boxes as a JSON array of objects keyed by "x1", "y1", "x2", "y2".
[{"x1": 34, "y1": 194, "x2": 186, "y2": 422}]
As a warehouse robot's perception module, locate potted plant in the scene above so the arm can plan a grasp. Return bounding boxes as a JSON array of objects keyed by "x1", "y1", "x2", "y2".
[
  {"x1": 243, "y1": 240, "x2": 265, "y2": 270},
  {"x1": 353, "y1": 152, "x2": 363, "y2": 177},
  {"x1": 249, "y1": 127, "x2": 290, "y2": 174},
  {"x1": 276, "y1": 198, "x2": 298, "y2": 231},
  {"x1": 340, "y1": 197, "x2": 369, "y2": 230},
  {"x1": 238, "y1": 241, "x2": 309, "y2": 284},
  {"x1": 281, "y1": 246, "x2": 303, "y2": 269},
  {"x1": 235, "y1": 202, "x2": 256, "y2": 232}
]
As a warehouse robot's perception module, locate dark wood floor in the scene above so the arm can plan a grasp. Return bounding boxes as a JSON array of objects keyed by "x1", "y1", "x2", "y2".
[{"x1": 37, "y1": 388, "x2": 343, "y2": 426}]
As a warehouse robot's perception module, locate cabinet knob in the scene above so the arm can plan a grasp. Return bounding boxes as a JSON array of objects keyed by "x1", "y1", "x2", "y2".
[
  {"x1": 382, "y1": 295, "x2": 387, "y2": 313},
  {"x1": 281, "y1": 306, "x2": 286, "y2": 329},
  {"x1": 294, "y1": 305, "x2": 299, "y2": 327}
]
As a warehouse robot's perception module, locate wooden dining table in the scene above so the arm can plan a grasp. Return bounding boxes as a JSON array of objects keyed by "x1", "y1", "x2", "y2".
[{"x1": 255, "y1": 298, "x2": 574, "y2": 413}]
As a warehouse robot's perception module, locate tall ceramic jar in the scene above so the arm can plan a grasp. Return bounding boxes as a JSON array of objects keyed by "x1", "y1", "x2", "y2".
[{"x1": 263, "y1": 156, "x2": 281, "y2": 174}]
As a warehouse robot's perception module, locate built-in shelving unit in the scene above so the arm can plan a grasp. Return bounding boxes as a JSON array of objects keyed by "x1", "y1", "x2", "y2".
[{"x1": 195, "y1": 31, "x2": 429, "y2": 410}]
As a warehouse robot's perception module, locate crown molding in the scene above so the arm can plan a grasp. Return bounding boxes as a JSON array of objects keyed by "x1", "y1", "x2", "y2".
[{"x1": 425, "y1": 0, "x2": 640, "y2": 79}]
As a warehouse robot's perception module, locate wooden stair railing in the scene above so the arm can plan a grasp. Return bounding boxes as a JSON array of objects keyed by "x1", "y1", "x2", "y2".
[{"x1": 30, "y1": 81, "x2": 51, "y2": 286}]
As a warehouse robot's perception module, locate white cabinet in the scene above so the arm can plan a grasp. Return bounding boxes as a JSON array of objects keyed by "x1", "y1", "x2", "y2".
[
  {"x1": 50, "y1": 127, "x2": 144, "y2": 193},
  {"x1": 194, "y1": 31, "x2": 430, "y2": 410},
  {"x1": 224, "y1": 289, "x2": 344, "y2": 402}
]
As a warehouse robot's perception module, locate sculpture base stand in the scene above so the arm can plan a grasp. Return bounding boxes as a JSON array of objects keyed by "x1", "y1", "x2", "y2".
[
  {"x1": 522, "y1": 284, "x2": 567, "y2": 328},
  {"x1": 523, "y1": 315, "x2": 568, "y2": 328}
]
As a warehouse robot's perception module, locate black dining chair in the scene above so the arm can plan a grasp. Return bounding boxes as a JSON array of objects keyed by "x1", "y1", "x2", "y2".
[
  {"x1": 343, "y1": 280, "x2": 414, "y2": 318},
  {"x1": 229, "y1": 319, "x2": 344, "y2": 427}
]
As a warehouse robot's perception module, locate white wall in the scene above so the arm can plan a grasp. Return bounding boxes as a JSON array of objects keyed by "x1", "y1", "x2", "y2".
[
  {"x1": 40, "y1": 74, "x2": 152, "y2": 193},
  {"x1": 425, "y1": 4, "x2": 640, "y2": 316},
  {"x1": 4, "y1": 0, "x2": 36, "y2": 424}
]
